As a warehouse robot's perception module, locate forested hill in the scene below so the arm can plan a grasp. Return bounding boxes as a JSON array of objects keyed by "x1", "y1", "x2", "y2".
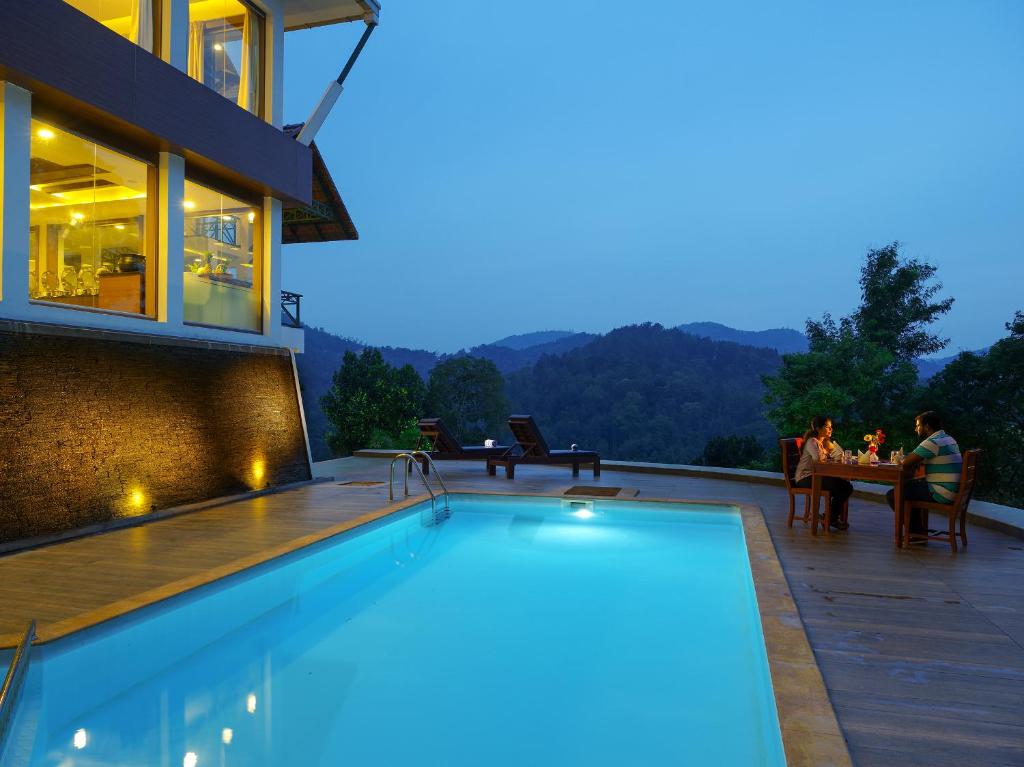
[
  {"x1": 676, "y1": 322, "x2": 808, "y2": 355},
  {"x1": 505, "y1": 323, "x2": 781, "y2": 464},
  {"x1": 461, "y1": 332, "x2": 598, "y2": 373}
]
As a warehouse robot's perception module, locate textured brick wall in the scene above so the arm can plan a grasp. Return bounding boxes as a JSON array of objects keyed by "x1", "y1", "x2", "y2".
[{"x1": 0, "y1": 324, "x2": 311, "y2": 547}]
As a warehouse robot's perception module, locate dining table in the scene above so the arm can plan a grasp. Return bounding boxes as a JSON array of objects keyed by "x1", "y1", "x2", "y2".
[{"x1": 810, "y1": 459, "x2": 923, "y2": 546}]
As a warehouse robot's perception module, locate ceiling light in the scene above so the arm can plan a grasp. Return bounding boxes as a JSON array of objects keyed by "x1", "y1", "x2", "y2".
[
  {"x1": 183, "y1": 753, "x2": 198, "y2": 767},
  {"x1": 73, "y1": 729, "x2": 88, "y2": 749},
  {"x1": 221, "y1": 729, "x2": 233, "y2": 745},
  {"x1": 71, "y1": 212, "x2": 85, "y2": 222}
]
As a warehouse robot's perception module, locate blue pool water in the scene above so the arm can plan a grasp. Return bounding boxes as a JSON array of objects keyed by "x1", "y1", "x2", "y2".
[{"x1": 5, "y1": 495, "x2": 785, "y2": 766}]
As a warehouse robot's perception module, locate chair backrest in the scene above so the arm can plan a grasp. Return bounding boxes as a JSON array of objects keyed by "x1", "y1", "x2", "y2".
[
  {"x1": 508, "y1": 415, "x2": 550, "y2": 457},
  {"x1": 951, "y1": 449, "x2": 981, "y2": 516},
  {"x1": 779, "y1": 438, "x2": 802, "y2": 489},
  {"x1": 417, "y1": 418, "x2": 461, "y2": 454}
]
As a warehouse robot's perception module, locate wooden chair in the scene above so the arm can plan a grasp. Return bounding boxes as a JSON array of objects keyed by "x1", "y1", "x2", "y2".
[
  {"x1": 487, "y1": 415, "x2": 600, "y2": 479},
  {"x1": 779, "y1": 438, "x2": 848, "y2": 529},
  {"x1": 901, "y1": 449, "x2": 980, "y2": 551}
]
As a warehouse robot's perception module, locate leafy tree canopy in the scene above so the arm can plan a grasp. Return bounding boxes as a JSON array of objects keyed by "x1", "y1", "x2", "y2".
[
  {"x1": 425, "y1": 356, "x2": 509, "y2": 445},
  {"x1": 807, "y1": 241, "x2": 954, "y2": 360},
  {"x1": 321, "y1": 348, "x2": 425, "y2": 456},
  {"x1": 923, "y1": 311, "x2": 1024, "y2": 507},
  {"x1": 691, "y1": 435, "x2": 766, "y2": 469},
  {"x1": 767, "y1": 243, "x2": 950, "y2": 453}
]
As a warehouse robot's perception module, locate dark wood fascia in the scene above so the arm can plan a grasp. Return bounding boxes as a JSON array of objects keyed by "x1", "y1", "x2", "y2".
[{"x1": 0, "y1": 0, "x2": 312, "y2": 206}]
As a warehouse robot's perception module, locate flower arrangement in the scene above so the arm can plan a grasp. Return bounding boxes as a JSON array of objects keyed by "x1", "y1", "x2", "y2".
[{"x1": 863, "y1": 429, "x2": 886, "y2": 454}]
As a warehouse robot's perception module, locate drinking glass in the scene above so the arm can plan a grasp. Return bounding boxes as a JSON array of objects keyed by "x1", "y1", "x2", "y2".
[{"x1": 843, "y1": 449, "x2": 852, "y2": 464}]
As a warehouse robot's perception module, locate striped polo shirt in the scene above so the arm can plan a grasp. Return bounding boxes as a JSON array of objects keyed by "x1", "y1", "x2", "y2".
[{"x1": 912, "y1": 430, "x2": 962, "y2": 503}]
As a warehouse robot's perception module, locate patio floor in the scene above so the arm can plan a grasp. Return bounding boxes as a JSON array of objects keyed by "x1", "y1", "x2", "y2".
[{"x1": 2, "y1": 457, "x2": 1022, "y2": 766}]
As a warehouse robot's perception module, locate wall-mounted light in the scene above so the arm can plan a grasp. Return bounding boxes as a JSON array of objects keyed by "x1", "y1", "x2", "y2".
[
  {"x1": 221, "y1": 728, "x2": 233, "y2": 745},
  {"x1": 183, "y1": 200, "x2": 196, "y2": 210},
  {"x1": 115, "y1": 224, "x2": 126, "y2": 231},
  {"x1": 183, "y1": 752, "x2": 198, "y2": 767},
  {"x1": 36, "y1": 127, "x2": 56, "y2": 141},
  {"x1": 247, "y1": 211, "x2": 256, "y2": 224},
  {"x1": 213, "y1": 43, "x2": 223, "y2": 51},
  {"x1": 246, "y1": 693, "x2": 257, "y2": 714}
]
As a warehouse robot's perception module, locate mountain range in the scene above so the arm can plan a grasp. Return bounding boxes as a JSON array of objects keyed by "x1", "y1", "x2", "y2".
[{"x1": 295, "y1": 321, "x2": 980, "y2": 459}]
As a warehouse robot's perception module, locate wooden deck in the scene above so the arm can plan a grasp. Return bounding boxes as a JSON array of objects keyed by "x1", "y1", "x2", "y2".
[{"x1": 2, "y1": 457, "x2": 1023, "y2": 766}]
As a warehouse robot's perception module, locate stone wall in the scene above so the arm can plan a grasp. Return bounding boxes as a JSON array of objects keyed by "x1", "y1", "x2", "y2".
[{"x1": 0, "y1": 322, "x2": 311, "y2": 548}]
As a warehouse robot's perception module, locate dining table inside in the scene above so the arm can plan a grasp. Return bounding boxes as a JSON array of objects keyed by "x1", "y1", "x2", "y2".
[{"x1": 810, "y1": 459, "x2": 924, "y2": 546}]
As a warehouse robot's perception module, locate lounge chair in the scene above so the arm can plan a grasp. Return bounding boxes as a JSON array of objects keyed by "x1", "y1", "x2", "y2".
[
  {"x1": 414, "y1": 417, "x2": 509, "y2": 474},
  {"x1": 487, "y1": 415, "x2": 600, "y2": 479}
]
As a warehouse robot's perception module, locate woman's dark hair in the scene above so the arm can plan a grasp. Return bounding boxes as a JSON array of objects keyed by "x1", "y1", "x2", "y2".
[
  {"x1": 802, "y1": 415, "x2": 832, "y2": 445},
  {"x1": 916, "y1": 411, "x2": 943, "y2": 431}
]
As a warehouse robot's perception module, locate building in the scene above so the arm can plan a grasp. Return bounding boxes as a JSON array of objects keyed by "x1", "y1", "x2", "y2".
[{"x1": 0, "y1": 0, "x2": 376, "y2": 551}]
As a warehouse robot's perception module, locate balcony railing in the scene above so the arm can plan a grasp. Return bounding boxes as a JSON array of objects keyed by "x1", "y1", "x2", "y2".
[{"x1": 281, "y1": 290, "x2": 302, "y2": 328}]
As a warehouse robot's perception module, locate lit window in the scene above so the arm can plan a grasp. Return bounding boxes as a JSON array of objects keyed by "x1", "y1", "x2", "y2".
[
  {"x1": 183, "y1": 180, "x2": 261, "y2": 332},
  {"x1": 63, "y1": 0, "x2": 156, "y2": 51},
  {"x1": 187, "y1": 0, "x2": 264, "y2": 114},
  {"x1": 29, "y1": 120, "x2": 157, "y2": 318}
]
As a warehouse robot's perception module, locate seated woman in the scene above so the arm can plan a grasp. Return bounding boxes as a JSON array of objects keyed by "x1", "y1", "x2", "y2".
[{"x1": 794, "y1": 415, "x2": 852, "y2": 530}]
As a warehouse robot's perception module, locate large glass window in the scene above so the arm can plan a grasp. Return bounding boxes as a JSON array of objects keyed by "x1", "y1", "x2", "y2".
[
  {"x1": 187, "y1": 0, "x2": 264, "y2": 114},
  {"x1": 63, "y1": 0, "x2": 155, "y2": 51},
  {"x1": 29, "y1": 120, "x2": 157, "y2": 318},
  {"x1": 183, "y1": 180, "x2": 261, "y2": 332}
]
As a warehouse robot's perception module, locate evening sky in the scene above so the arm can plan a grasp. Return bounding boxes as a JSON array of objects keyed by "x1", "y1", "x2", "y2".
[{"x1": 282, "y1": 0, "x2": 1023, "y2": 354}]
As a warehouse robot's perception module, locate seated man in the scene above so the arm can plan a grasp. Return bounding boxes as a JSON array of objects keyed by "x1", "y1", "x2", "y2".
[{"x1": 887, "y1": 411, "x2": 962, "y2": 539}]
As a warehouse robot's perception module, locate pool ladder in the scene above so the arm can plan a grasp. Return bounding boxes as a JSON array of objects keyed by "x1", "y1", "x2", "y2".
[{"x1": 389, "y1": 452, "x2": 451, "y2": 526}]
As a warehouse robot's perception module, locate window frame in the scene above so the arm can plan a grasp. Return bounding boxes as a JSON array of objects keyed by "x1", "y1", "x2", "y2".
[
  {"x1": 28, "y1": 116, "x2": 160, "y2": 321},
  {"x1": 182, "y1": 175, "x2": 264, "y2": 334}
]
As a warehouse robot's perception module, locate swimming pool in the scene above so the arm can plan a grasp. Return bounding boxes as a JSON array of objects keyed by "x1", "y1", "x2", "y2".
[{"x1": 5, "y1": 494, "x2": 786, "y2": 766}]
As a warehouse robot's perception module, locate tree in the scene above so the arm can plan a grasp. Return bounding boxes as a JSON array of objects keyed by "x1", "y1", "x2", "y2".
[
  {"x1": 321, "y1": 348, "x2": 425, "y2": 456},
  {"x1": 766, "y1": 243, "x2": 950, "y2": 452},
  {"x1": 924, "y1": 311, "x2": 1024, "y2": 506},
  {"x1": 425, "y1": 356, "x2": 509, "y2": 444},
  {"x1": 691, "y1": 435, "x2": 766, "y2": 469},
  {"x1": 846, "y1": 241, "x2": 954, "y2": 360}
]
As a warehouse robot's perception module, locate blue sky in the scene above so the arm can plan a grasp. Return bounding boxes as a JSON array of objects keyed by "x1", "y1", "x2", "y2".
[{"x1": 282, "y1": 0, "x2": 1023, "y2": 354}]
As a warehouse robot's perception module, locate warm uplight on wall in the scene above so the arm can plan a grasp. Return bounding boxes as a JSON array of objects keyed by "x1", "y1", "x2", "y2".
[
  {"x1": 252, "y1": 460, "x2": 265, "y2": 486},
  {"x1": 183, "y1": 200, "x2": 196, "y2": 210},
  {"x1": 36, "y1": 127, "x2": 56, "y2": 140},
  {"x1": 130, "y1": 489, "x2": 146, "y2": 512},
  {"x1": 183, "y1": 752, "x2": 198, "y2": 767},
  {"x1": 73, "y1": 729, "x2": 88, "y2": 749},
  {"x1": 246, "y1": 693, "x2": 257, "y2": 714},
  {"x1": 222, "y1": 728, "x2": 234, "y2": 745}
]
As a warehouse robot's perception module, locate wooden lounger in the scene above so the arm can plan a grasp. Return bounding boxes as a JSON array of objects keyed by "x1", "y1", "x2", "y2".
[
  {"x1": 487, "y1": 415, "x2": 600, "y2": 480},
  {"x1": 415, "y1": 417, "x2": 509, "y2": 474}
]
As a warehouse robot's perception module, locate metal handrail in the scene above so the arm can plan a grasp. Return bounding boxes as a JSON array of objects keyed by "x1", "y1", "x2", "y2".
[
  {"x1": 0, "y1": 620, "x2": 36, "y2": 752},
  {"x1": 389, "y1": 453, "x2": 435, "y2": 502},
  {"x1": 408, "y1": 451, "x2": 451, "y2": 497},
  {"x1": 388, "y1": 453, "x2": 451, "y2": 524}
]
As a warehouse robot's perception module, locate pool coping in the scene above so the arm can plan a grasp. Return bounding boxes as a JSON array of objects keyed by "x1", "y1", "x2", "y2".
[{"x1": 6, "y1": 488, "x2": 852, "y2": 766}]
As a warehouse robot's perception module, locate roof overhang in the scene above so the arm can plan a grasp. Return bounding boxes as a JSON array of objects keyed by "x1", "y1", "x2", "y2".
[
  {"x1": 283, "y1": 0, "x2": 380, "y2": 31},
  {"x1": 281, "y1": 124, "x2": 359, "y2": 244}
]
